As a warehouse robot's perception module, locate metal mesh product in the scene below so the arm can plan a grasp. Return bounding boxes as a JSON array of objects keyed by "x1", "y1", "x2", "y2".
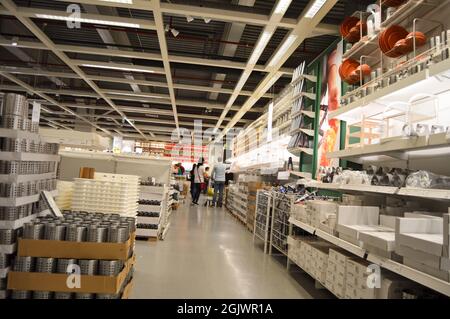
[
  {"x1": 32, "y1": 291, "x2": 53, "y2": 299},
  {"x1": 65, "y1": 225, "x2": 87, "y2": 242},
  {"x1": 56, "y1": 259, "x2": 77, "y2": 274},
  {"x1": 0, "y1": 253, "x2": 10, "y2": 268},
  {"x1": 87, "y1": 226, "x2": 107, "y2": 242},
  {"x1": 108, "y1": 226, "x2": 129, "y2": 243},
  {"x1": 35, "y1": 257, "x2": 56, "y2": 273},
  {"x1": 45, "y1": 224, "x2": 66, "y2": 240},
  {"x1": 11, "y1": 290, "x2": 32, "y2": 299},
  {"x1": 99, "y1": 260, "x2": 121, "y2": 276},
  {"x1": 75, "y1": 293, "x2": 94, "y2": 299},
  {"x1": 78, "y1": 259, "x2": 98, "y2": 275},
  {"x1": 14, "y1": 256, "x2": 35, "y2": 272},
  {"x1": 23, "y1": 223, "x2": 45, "y2": 240},
  {"x1": 2, "y1": 93, "x2": 28, "y2": 117},
  {"x1": 54, "y1": 292, "x2": 73, "y2": 299}
]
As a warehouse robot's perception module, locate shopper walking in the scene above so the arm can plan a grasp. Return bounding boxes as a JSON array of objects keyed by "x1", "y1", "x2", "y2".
[
  {"x1": 192, "y1": 162, "x2": 204, "y2": 205},
  {"x1": 189, "y1": 164, "x2": 197, "y2": 200},
  {"x1": 211, "y1": 157, "x2": 226, "y2": 207}
]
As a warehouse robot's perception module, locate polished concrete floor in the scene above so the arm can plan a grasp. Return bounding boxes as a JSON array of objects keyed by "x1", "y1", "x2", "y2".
[{"x1": 131, "y1": 198, "x2": 333, "y2": 299}]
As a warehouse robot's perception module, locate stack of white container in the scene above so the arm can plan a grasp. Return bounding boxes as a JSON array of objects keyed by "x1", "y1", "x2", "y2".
[{"x1": 71, "y1": 172, "x2": 140, "y2": 217}]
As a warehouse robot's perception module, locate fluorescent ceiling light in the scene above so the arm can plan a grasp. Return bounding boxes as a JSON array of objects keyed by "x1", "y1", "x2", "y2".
[
  {"x1": 11, "y1": 36, "x2": 18, "y2": 46},
  {"x1": 108, "y1": 91, "x2": 165, "y2": 99},
  {"x1": 35, "y1": 14, "x2": 140, "y2": 28},
  {"x1": 274, "y1": 0, "x2": 292, "y2": 14},
  {"x1": 268, "y1": 34, "x2": 298, "y2": 67},
  {"x1": 80, "y1": 63, "x2": 155, "y2": 73},
  {"x1": 248, "y1": 31, "x2": 272, "y2": 65},
  {"x1": 304, "y1": 0, "x2": 327, "y2": 18}
]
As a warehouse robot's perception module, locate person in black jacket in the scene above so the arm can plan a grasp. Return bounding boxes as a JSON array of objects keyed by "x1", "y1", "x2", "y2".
[{"x1": 189, "y1": 164, "x2": 197, "y2": 200}]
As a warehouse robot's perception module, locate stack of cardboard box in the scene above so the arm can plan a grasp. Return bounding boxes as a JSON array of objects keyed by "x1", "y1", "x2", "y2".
[
  {"x1": 7, "y1": 225, "x2": 135, "y2": 299},
  {"x1": 325, "y1": 248, "x2": 355, "y2": 298}
]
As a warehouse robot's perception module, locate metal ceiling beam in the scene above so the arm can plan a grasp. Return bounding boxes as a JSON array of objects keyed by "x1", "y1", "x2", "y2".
[
  {"x1": 0, "y1": 65, "x2": 272, "y2": 98},
  {"x1": 0, "y1": 0, "x2": 149, "y2": 140},
  {"x1": 0, "y1": 84, "x2": 263, "y2": 113},
  {"x1": 152, "y1": 0, "x2": 179, "y2": 136},
  {"x1": 0, "y1": 71, "x2": 110, "y2": 135},
  {"x1": 50, "y1": 0, "x2": 339, "y2": 35},
  {"x1": 43, "y1": 115, "x2": 225, "y2": 129},
  {"x1": 43, "y1": 102, "x2": 250, "y2": 123},
  {"x1": 214, "y1": 0, "x2": 292, "y2": 131},
  {"x1": 217, "y1": 0, "x2": 339, "y2": 140},
  {"x1": 0, "y1": 34, "x2": 294, "y2": 75}
]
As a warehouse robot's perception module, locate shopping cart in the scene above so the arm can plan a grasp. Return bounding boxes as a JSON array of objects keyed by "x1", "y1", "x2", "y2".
[{"x1": 203, "y1": 180, "x2": 214, "y2": 207}]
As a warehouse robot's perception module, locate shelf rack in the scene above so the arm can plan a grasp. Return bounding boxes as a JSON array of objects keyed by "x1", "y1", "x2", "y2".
[
  {"x1": 327, "y1": 132, "x2": 450, "y2": 164},
  {"x1": 289, "y1": 217, "x2": 450, "y2": 297},
  {"x1": 269, "y1": 192, "x2": 296, "y2": 256},
  {"x1": 305, "y1": 180, "x2": 450, "y2": 201},
  {"x1": 136, "y1": 185, "x2": 168, "y2": 239},
  {"x1": 253, "y1": 190, "x2": 273, "y2": 254}
]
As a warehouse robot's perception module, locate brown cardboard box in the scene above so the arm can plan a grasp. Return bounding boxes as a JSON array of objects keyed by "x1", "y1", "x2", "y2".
[
  {"x1": 8, "y1": 255, "x2": 135, "y2": 294},
  {"x1": 121, "y1": 279, "x2": 134, "y2": 299},
  {"x1": 18, "y1": 232, "x2": 135, "y2": 260}
]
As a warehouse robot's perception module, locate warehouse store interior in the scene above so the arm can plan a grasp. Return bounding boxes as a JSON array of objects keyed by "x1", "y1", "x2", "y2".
[{"x1": 1, "y1": 0, "x2": 450, "y2": 300}]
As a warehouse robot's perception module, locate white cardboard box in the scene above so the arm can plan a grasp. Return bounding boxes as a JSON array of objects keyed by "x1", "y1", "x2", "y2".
[
  {"x1": 360, "y1": 231, "x2": 396, "y2": 252},
  {"x1": 395, "y1": 217, "x2": 443, "y2": 256},
  {"x1": 396, "y1": 244, "x2": 442, "y2": 269},
  {"x1": 404, "y1": 258, "x2": 450, "y2": 282}
]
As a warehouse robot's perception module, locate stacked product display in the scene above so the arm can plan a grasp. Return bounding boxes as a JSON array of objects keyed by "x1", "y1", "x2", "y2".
[
  {"x1": 71, "y1": 173, "x2": 140, "y2": 217},
  {"x1": 287, "y1": 189, "x2": 450, "y2": 298},
  {"x1": 225, "y1": 180, "x2": 266, "y2": 230},
  {"x1": 7, "y1": 211, "x2": 135, "y2": 299},
  {"x1": 55, "y1": 181, "x2": 73, "y2": 210},
  {"x1": 136, "y1": 178, "x2": 168, "y2": 240},
  {"x1": 0, "y1": 93, "x2": 59, "y2": 299},
  {"x1": 225, "y1": 184, "x2": 248, "y2": 224}
]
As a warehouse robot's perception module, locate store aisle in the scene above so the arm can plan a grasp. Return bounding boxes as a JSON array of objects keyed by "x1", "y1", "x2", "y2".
[{"x1": 131, "y1": 200, "x2": 332, "y2": 299}]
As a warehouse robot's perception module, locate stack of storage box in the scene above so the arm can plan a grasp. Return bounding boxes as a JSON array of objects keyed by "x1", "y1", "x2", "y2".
[{"x1": 325, "y1": 248, "x2": 354, "y2": 298}]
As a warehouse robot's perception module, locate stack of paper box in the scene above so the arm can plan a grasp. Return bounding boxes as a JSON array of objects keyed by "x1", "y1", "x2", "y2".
[
  {"x1": 395, "y1": 214, "x2": 450, "y2": 281},
  {"x1": 359, "y1": 215, "x2": 397, "y2": 259},
  {"x1": 345, "y1": 259, "x2": 377, "y2": 299},
  {"x1": 325, "y1": 248, "x2": 354, "y2": 298},
  {"x1": 291, "y1": 204, "x2": 307, "y2": 223},
  {"x1": 310, "y1": 243, "x2": 332, "y2": 285},
  {"x1": 306, "y1": 200, "x2": 337, "y2": 233}
]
